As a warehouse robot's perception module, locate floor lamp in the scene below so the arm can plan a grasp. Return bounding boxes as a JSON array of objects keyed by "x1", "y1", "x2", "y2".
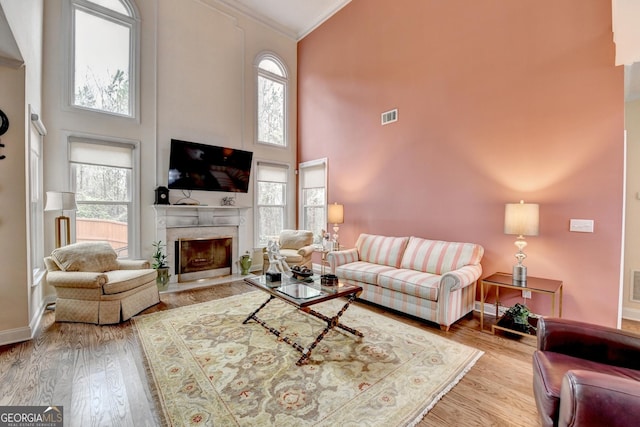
[{"x1": 45, "y1": 191, "x2": 77, "y2": 248}]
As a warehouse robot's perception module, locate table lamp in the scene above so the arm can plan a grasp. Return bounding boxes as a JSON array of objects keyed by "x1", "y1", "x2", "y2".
[
  {"x1": 327, "y1": 202, "x2": 344, "y2": 247},
  {"x1": 504, "y1": 200, "x2": 539, "y2": 284},
  {"x1": 45, "y1": 191, "x2": 77, "y2": 248}
]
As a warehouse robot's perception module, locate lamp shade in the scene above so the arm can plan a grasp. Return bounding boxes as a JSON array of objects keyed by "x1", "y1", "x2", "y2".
[
  {"x1": 45, "y1": 191, "x2": 77, "y2": 212},
  {"x1": 328, "y1": 203, "x2": 344, "y2": 224},
  {"x1": 504, "y1": 200, "x2": 539, "y2": 236}
]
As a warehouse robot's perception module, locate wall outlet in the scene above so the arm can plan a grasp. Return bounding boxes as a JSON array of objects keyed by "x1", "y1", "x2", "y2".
[{"x1": 522, "y1": 290, "x2": 532, "y2": 299}]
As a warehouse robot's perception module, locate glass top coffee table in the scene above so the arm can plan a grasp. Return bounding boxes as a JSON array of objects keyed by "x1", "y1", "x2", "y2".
[{"x1": 243, "y1": 275, "x2": 363, "y2": 366}]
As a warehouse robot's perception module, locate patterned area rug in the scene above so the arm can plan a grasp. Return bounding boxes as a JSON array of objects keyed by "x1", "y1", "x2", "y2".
[{"x1": 133, "y1": 291, "x2": 483, "y2": 426}]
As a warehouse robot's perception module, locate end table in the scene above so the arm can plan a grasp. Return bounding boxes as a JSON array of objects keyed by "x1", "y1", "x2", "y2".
[{"x1": 480, "y1": 272, "x2": 563, "y2": 337}]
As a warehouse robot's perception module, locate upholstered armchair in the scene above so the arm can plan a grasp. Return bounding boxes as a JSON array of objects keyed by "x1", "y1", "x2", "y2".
[
  {"x1": 44, "y1": 241, "x2": 160, "y2": 324},
  {"x1": 532, "y1": 317, "x2": 640, "y2": 427},
  {"x1": 263, "y1": 230, "x2": 315, "y2": 271}
]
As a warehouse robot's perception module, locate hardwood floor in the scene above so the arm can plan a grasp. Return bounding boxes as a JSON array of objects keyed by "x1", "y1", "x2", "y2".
[{"x1": 7, "y1": 280, "x2": 626, "y2": 426}]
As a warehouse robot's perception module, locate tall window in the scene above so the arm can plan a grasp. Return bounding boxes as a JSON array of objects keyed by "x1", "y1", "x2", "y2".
[
  {"x1": 299, "y1": 159, "x2": 327, "y2": 243},
  {"x1": 29, "y1": 110, "x2": 45, "y2": 285},
  {"x1": 69, "y1": 137, "x2": 138, "y2": 257},
  {"x1": 256, "y1": 53, "x2": 287, "y2": 147},
  {"x1": 255, "y1": 162, "x2": 289, "y2": 246},
  {"x1": 70, "y1": 0, "x2": 138, "y2": 117}
]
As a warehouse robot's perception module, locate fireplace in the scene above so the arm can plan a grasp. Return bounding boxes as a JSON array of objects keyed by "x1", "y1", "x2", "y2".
[
  {"x1": 176, "y1": 236, "x2": 232, "y2": 282},
  {"x1": 153, "y1": 205, "x2": 249, "y2": 284}
]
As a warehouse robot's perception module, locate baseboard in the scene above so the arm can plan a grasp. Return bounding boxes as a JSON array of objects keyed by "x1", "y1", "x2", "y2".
[
  {"x1": 0, "y1": 325, "x2": 33, "y2": 346},
  {"x1": 474, "y1": 301, "x2": 508, "y2": 317},
  {"x1": 622, "y1": 306, "x2": 640, "y2": 322}
]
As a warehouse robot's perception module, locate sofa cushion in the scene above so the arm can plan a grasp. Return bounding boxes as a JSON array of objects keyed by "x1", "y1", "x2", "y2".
[
  {"x1": 335, "y1": 261, "x2": 396, "y2": 286},
  {"x1": 377, "y1": 269, "x2": 441, "y2": 301},
  {"x1": 51, "y1": 241, "x2": 119, "y2": 272},
  {"x1": 103, "y1": 269, "x2": 157, "y2": 295},
  {"x1": 400, "y1": 237, "x2": 483, "y2": 275},
  {"x1": 355, "y1": 234, "x2": 409, "y2": 268}
]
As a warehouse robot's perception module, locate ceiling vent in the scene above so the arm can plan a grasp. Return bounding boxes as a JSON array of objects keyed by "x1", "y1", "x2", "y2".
[{"x1": 381, "y1": 108, "x2": 398, "y2": 125}]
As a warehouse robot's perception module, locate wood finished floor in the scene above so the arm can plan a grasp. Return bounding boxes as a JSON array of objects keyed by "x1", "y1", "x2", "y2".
[{"x1": 2, "y1": 281, "x2": 639, "y2": 427}]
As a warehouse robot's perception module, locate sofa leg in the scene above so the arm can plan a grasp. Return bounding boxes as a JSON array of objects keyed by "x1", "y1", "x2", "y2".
[{"x1": 440, "y1": 324, "x2": 450, "y2": 332}]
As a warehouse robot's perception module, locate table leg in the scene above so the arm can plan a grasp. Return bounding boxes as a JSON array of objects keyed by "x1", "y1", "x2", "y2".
[
  {"x1": 242, "y1": 295, "x2": 275, "y2": 324},
  {"x1": 480, "y1": 281, "x2": 485, "y2": 332}
]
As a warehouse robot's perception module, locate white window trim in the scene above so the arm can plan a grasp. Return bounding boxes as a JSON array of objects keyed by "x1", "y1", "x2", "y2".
[
  {"x1": 28, "y1": 105, "x2": 45, "y2": 287},
  {"x1": 298, "y1": 158, "x2": 328, "y2": 235},
  {"x1": 65, "y1": 131, "x2": 141, "y2": 258},
  {"x1": 254, "y1": 160, "x2": 290, "y2": 247},
  {"x1": 255, "y1": 51, "x2": 289, "y2": 148},
  {"x1": 64, "y1": 0, "x2": 141, "y2": 120}
]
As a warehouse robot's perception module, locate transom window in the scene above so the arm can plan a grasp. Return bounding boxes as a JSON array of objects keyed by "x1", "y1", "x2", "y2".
[
  {"x1": 256, "y1": 53, "x2": 288, "y2": 147},
  {"x1": 70, "y1": 0, "x2": 137, "y2": 117}
]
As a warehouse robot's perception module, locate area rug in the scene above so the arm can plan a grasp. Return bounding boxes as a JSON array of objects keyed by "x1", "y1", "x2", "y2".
[{"x1": 133, "y1": 291, "x2": 483, "y2": 426}]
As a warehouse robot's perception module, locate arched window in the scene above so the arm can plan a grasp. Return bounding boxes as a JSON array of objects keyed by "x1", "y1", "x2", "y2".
[
  {"x1": 256, "y1": 53, "x2": 288, "y2": 147},
  {"x1": 69, "y1": 0, "x2": 139, "y2": 117}
]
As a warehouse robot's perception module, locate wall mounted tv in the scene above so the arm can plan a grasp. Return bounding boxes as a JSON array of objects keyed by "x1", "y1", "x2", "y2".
[{"x1": 168, "y1": 139, "x2": 253, "y2": 193}]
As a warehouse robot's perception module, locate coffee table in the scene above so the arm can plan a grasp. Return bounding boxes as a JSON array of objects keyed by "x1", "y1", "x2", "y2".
[{"x1": 243, "y1": 275, "x2": 363, "y2": 366}]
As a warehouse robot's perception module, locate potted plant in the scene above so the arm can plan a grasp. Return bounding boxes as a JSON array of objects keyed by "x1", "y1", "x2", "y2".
[{"x1": 152, "y1": 240, "x2": 170, "y2": 289}]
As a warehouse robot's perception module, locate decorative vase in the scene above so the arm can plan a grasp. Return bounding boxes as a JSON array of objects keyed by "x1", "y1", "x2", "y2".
[
  {"x1": 240, "y1": 254, "x2": 252, "y2": 275},
  {"x1": 156, "y1": 267, "x2": 170, "y2": 290}
]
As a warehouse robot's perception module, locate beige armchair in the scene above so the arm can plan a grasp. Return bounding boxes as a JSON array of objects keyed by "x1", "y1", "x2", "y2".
[
  {"x1": 44, "y1": 241, "x2": 160, "y2": 324},
  {"x1": 263, "y1": 230, "x2": 315, "y2": 271}
]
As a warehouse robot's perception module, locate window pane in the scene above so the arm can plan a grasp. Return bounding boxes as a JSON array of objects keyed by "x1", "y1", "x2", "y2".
[
  {"x1": 76, "y1": 203, "x2": 129, "y2": 256},
  {"x1": 257, "y1": 181, "x2": 284, "y2": 205},
  {"x1": 74, "y1": 8, "x2": 131, "y2": 115},
  {"x1": 87, "y1": 0, "x2": 129, "y2": 15},
  {"x1": 259, "y1": 58, "x2": 284, "y2": 77},
  {"x1": 74, "y1": 164, "x2": 131, "y2": 202},
  {"x1": 258, "y1": 75, "x2": 284, "y2": 146},
  {"x1": 258, "y1": 207, "x2": 284, "y2": 246}
]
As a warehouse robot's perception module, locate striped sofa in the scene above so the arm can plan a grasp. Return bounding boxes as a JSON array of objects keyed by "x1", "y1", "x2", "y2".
[{"x1": 328, "y1": 234, "x2": 484, "y2": 331}]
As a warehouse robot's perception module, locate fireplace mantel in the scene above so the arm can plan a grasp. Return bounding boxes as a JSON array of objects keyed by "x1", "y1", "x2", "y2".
[{"x1": 152, "y1": 205, "x2": 251, "y2": 282}]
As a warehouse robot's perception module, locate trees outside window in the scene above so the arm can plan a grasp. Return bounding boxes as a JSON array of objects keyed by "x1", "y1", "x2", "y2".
[
  {"x1": 70, "y1": 138, "x2": 137, "y2": 257},
  {"x1": 299, "y1": 159, "x2": 327, "y2": 243},
  {"x1": 256, "y1": 54, "x2": 287, "y2": 147},
  {"x1": 70, "y1": 0, "x2": 137, "y2": 117},
  {"x1": 255, "y1": 162, "x2": 288, "y2": 246}
]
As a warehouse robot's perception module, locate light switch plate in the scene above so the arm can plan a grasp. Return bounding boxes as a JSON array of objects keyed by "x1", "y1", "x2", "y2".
[{"x1": 570, "y1": 219, "x2": 594, "y2": 233}]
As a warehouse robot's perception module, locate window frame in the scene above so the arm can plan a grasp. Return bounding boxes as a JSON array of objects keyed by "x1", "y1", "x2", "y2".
[
  {"x1": 298, "y1": 158, "x2": 328, "y2": 244},
  {"x1": 28, "y1": 106, "x2": 46, "y2": 287},
  {"x1": 66, "y1": 0, "x2": 140, "y2": 119},
  {"x1": 255, "y1": 52, "x2": 289, "y2": 148},
  {"x1": 67, "y1": 133, "x2": 141, "y2": 258},
  {"x1": 254, "y1": 161, "x2": 290, "y2": 247}
]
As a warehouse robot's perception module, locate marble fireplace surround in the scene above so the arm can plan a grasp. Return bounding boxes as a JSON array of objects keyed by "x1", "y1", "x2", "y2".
[{"x1": 153, "y1": 205, "x2": 250, "y2": 284}]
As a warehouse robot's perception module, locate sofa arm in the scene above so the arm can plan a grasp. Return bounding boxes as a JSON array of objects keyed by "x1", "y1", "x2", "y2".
[
  {"x1": 297, "y1": 245, "x2": 315, "y2": 257},
  {"x1": 440, "y1": 264, "x2": 482, "y2": 292},
  {"x1": 537, "y1": 317, "x2": 640, "y2": 369},
  {"x1": 327, "y1": 248, "x2": 359, "y2": 273},
  {"x1": 117, "y1": 259, "x2": 151, "y2": 270},
  {"x1": 46, "y1": 271, "x2": 108, "y2": 288},
  {"x1": 559, "y1": 370, "x2": 640, "y2": 427}
]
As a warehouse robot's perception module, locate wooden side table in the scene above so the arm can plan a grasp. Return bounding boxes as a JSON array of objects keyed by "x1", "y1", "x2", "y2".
[{"x1": 480, "y1": 272, "x2": 563, "y2": 337}]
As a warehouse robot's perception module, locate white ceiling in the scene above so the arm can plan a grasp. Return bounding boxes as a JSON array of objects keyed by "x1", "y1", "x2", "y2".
[{"x1": 217, "y1": 0, "x2": 351, "y2": 40}]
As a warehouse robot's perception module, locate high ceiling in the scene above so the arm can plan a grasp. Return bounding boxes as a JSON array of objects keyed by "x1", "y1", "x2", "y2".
[{"x1": 217, "y1": 0, "x2": 351, "y2": 41}]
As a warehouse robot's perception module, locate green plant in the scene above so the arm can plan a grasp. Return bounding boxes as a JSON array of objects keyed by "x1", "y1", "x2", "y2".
[
  {"x1": 152, "y1": 240, "x2": 168, "y2": 269},
  {"x1": 505, "y1": 303, "x2": 531, "y2": 325}
]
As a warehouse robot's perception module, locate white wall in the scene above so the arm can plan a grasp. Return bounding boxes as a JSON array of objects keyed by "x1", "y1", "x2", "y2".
[
  {"x1": 624, "y1": 98, "x2": 640, "y2": 320},
  {"x1": 42, "y1": 0, "x2": 297, "y2": 263}
]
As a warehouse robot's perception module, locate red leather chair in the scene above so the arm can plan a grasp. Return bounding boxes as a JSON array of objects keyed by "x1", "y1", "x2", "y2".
[{"x1": 532, "y1": 317, "x2": 640, "y2": 427}]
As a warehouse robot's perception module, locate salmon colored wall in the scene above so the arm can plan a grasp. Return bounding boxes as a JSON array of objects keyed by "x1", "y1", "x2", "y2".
[{"x1": 298, "y1": 0, "x2": 624, "y2": 326}]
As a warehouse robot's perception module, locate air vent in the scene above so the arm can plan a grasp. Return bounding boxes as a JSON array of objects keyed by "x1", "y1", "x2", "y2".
[
  {"x1": 632, "y1": 270, "x2": 640, "y2": 302},
  {"x1": 381, "y1": 108, "x2": 398, "y2": 125}
]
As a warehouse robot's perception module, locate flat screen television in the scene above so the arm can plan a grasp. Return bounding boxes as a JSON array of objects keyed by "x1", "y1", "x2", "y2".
[{"x1": 168, "y1": 139, "x2": 253, "y2": 193}]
